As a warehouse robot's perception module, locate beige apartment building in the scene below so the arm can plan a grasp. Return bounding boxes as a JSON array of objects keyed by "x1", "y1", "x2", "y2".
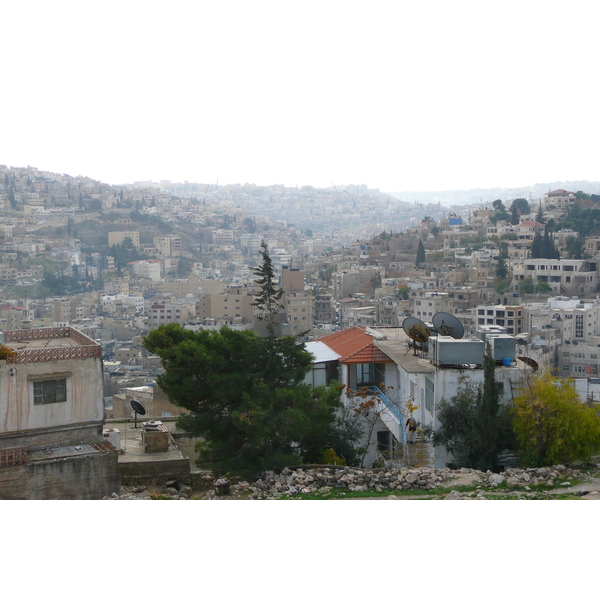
[
  {"x1": 197, "y1": 287, "x2": 255, "y2": 323},
  {"x1": 153, "y1": 235, "x2": 182, "y2": 256},
  {"x1": 147, "y1": 302, "x2": 195, "y2": 329},
  {"x1": 284, "y1": 292, "x2": 314, "y2": 336},
  {"x1": 543, "y1": 189, "x2": 576, "y2": 211}
]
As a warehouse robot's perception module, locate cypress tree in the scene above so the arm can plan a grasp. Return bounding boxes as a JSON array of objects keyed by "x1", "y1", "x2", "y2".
[
  {"x1": 415, "y1": 239, "x2": 426, "y2": 268},
  {"x1": 495, "y1": 255, "x2": 508, "y2": 280},
  {"x1": 531, "y1": 230, "x2": 543, "y2": 258},
  {"x1": 252, "y1": 241, "x2": 284, "y2": 337},
  {"x1": 536, "y1": 205, "x2": 545, "y2": 225}
]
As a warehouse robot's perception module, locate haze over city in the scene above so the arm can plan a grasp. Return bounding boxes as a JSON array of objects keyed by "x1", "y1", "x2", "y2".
[{"x1": 2, "y1": 1, "x2": 597, "y2": 195}]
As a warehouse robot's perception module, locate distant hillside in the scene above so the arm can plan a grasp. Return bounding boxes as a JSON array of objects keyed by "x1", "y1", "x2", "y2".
[{"x1": 389, "y1": 181, "x2": 600, "y2": 207}]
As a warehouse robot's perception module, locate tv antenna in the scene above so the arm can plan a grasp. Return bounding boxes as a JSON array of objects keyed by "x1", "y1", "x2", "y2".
[
  {"x1": 432, "y1": 312, "x2": 464, "y2": 339},
  {"x1": 402, "y1": 317, "x2": 430, "y2": 356},
  {"x1": 130, "y1": 400, "x2": 146, "y2": 429}
]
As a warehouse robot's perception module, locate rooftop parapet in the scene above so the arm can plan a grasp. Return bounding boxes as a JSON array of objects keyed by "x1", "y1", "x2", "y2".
[{"x1": 3, "y1": 327, "x2": 101, "y2": 364}]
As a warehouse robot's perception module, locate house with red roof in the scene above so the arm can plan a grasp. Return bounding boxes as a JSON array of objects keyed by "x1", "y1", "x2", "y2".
[{"x1": 305, "y1": 327, "x2": 406, "y2": 466}]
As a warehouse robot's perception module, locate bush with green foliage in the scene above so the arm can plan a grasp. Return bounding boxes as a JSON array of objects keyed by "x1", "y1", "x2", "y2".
[
  {"x1": 519, "y1": 277, "x2": 535, "y2": 294},
  {"x1": 513, "y1": 375, "x2": 600, "y2": 467},
  {"x1": 432, "y1": 346, "x2": 514, "y2": 471}
]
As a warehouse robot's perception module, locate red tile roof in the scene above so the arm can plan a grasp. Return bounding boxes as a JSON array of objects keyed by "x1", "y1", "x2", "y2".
[{"x1": 317, "y1": 326, "x2": 394, "y2": 364}]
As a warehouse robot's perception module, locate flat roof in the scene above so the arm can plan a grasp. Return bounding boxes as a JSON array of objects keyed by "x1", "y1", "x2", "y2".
[{"x1": 369, "y1": 328, "x2": 436, "y2": 374}]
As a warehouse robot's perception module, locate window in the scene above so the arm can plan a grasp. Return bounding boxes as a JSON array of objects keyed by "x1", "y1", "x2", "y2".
[
  {"x1": 576, "y1": 314, "x2": 584, "y2": 338},
  {"x1": 357, "y1": 363, "x2": 375, "y2": 386},
  {"x1": 425, "y1": 377, "x2": 434, "y2": 413},
  {"x1": 33, "y1": 378, "x2": 67, "y2": 405}
]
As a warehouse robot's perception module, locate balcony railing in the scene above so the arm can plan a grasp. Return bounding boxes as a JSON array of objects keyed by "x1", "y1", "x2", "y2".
[{"x1": 350, "y1": 385, "x2": 407, "y2": 446}]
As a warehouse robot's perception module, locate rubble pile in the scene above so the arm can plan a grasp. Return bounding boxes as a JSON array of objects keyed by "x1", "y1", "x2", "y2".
[
  {"x1": 225, "y1": 466, "x2": 456, "y2": 499},
  {"x1": 103, "y1": 464, "x2": 588, "y2": 499},
  {"x1": 485, "y1": 464, "x2": 580, "y2": 488}
]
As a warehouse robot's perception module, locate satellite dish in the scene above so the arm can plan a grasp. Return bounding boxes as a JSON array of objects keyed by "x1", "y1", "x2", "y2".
[
  {"x1": 130, "y1": 400, "x2": 146, "y2": 429},
  {"x1": 517, "y1": 356, "x2": 539, "y2": 371},
  {"x1": 432, "y1": 312, "x2": 465, "y2": 339},
  {"x1": 403, "y1": 317, "x2": 430, "y2": 356}
]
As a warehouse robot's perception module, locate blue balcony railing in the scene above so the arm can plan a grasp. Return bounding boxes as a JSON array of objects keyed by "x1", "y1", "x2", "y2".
[{"x1": 350, "y1": 385, "x2": 408, "y2": 446}]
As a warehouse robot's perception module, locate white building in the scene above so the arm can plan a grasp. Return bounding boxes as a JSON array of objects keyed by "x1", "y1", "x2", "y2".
[
  {"x1": 304, "y1": 325, "x2": 534, "y2": 469},
  {"x1": 0, "y1": 327, "x2": 120, "y2": 499},
  {"x1": 512, "y1": 258, "x2": 599, "y2": 296},
  {"x1": 129, "y1": 259, "x2": 163, "y2": 282}
]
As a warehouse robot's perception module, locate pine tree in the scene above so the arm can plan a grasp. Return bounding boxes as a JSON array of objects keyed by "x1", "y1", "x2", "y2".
[
  {"x1": 8, "y1": 187, "x2": 17, "y2": 210},
  {"x1": 415, "y1": 239, "x2": 426, "y2": 268},
  {"x1": 495, "y1": 254, "x2": 508, "y2": 280},
  {"x1": 510, "y1": 205, "x2": 520, "y2": 225},
  {"x1": 531, "y1": 230, "x2": 543, "y2": 258},
  {"x1": 542, "y1": 227, "x2": 559, "y2": 259},
  {"x1": 536, "y1": 205, "x2": 545, "y2": 225},
  {"x1": 252, "y1": 241, "x2": 284, "y2": 336}
]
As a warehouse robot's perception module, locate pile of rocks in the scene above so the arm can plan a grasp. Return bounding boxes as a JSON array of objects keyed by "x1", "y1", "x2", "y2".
[
  {"x1": 209, "y1": 464, "x2": 585, "y2": 499},
  {"x1": 103, "y1": 464, "x2": 587, "y2": 499},
  {"x1": 484, "y1": 465, "x2": 579, "y2": 488},
  {"x1": 218, "y1": 465, "x2": 457, "y2": 500}
]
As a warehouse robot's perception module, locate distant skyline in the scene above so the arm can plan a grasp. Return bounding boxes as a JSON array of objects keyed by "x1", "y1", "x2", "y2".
[{"x1": 2, "y1": 2, "x2": 597, "y2": 195}]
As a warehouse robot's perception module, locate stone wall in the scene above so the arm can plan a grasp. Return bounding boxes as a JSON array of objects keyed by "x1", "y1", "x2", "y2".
[
  {"x1": 0, "y1": 451, "x2": 121, "y2": 500},
  {"x1": 118, "y1": 457, "x2": 191, "y2": 488}
]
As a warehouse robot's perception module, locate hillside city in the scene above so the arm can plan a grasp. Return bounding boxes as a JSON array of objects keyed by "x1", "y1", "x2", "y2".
[{"x1": 2, "y1": 163, "x2": 600, "y2": 499}]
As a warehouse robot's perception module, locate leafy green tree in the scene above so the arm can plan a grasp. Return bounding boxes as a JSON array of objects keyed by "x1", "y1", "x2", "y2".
[
  {"x1": 433, "y1": 345, "x2": 514, "y2": 471},
  {"x1": 319, "y1": 263, "x2": 337, "y2": 285},
  {"x1": 143, "y1": 324, "x2": 352, "y2": 476},
  {"x1": 511, "y1": 198, "x2": 530, "y2": 216},
  {"x1": 513, "y1": 375, "x2": 600, "y2": 467},
  {"x1": 565, "y1": 235, "x2": 584, "y2": 259},
  {"x1": 494, "y1": 280, "x2": 509, "y2": 293},
  {"x1": 397, "y1": 284, "x2": 410, "y2": 300},
  {"x1": 536, "y1": 280, "x2": 550, "y2": 293},
  {"x1": 252, "y1": 241, "x2": 284, "y2": 336},
  {"x1": 415, "y1": 239, "x2": 426, "y2": 268},
  {"x1": 492, "y1": 199, "x2": 506, "y2": 212},
  {"x1": 519, "y1": 277, "x2": 535, "y2": 294}
]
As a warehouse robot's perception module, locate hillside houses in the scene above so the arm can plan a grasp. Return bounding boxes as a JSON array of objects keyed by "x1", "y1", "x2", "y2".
[{"x1": 4, "y1": 164, "x2": 600, "y2": 476}]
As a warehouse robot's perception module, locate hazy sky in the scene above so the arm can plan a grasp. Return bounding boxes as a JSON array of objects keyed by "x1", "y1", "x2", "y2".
[{"x1": 2, "y1": 1, "x2": 597, "y2": 193}]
